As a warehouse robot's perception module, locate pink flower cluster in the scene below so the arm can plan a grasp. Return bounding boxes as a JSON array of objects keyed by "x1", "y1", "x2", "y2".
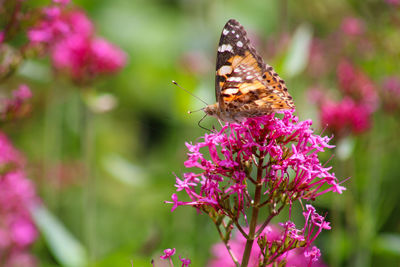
[
  {"x1": 209, "y1": 211, "x2": 328, "y2": 267},
  {"x1": 170, "y1": 112, "x2": 343, "y2": 213},
  {"x1": 28, "y1": 1, "x2": 126, "y2": 83},
  {"x1": 0, "y1": 131, "x2": 39, "y2": 267},
  {"x1": 168, "y1": 111, "x2": 344, "y2": 264},
  {"x1": 313, "y1": 59, "x2": 378, "y2": 138},
  {"x1": 0, "y1": 84, "x2": 32, "y2": 121}
]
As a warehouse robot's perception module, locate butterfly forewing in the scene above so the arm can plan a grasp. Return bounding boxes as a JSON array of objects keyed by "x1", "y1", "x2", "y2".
[{"x1": 211, "y1": 19, "x2": 295, "y2": 122}]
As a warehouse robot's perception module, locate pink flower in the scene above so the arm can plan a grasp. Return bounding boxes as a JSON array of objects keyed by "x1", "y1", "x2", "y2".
[
  {"x1": 64, "y1": 10, "x2": 94, "y2": 38},
  {"x1": 169, "y1": 112, "x2": 343, "y2": 213},
  {"x1": 307, "y1": 39, "x2": 330, "y2": 78},
  {"x1": 160, "y1": 248, "x2": 176, "y2": 259},
  {"x1": 51, "y1": 34, "x2": 91, "y2": 79},
  {"x1": 28, "y1": 6, "x2": 125, "y2": 83},
  {"x1": 340, "y1": 17, "x2": 365, "y2": 36},
  {"x1": 0, "y1": 132, "x2": 39, "y2": 265},
  {"x1": 312, "y1": 59, "x2": 378, "y2": 138},
  {"x1": 208, "y1": 224, "x2": 327, "y2": 267},
  {"x1": 179, "y1": 256, "x2": 191, "y2": 267},
  {"x1": 53, "y1": 0, "x2": 70, "y2": 5},
  {"x1": 13, "y1": 84, "x2": 32, "y2": 100},
  {"x1": 91, "y1": 38, "x2": 127, "y2": 74},
  {"x1": 11, "y1": 218, "x2": 38, "y2": 247},
  {"x1": 381, "y1": 76, "x2": 400, "y2": 112},
  {"x1": 0, "y1": 85, "x2": 32, "y2": 121},
  {"x1": 0, "y1": 31, "x2": 4, "y2": 43},
  {"x1": 337, "y1": 59, "x2": 378, "y2": 110},
  {"x1": 385, "y1": 0, "x2": 400, "y2": 6},
  {"x1": 319, "y1": 97, "x2": 372, "y2": 137},
  {"x1": 168, "y1": 112, "x2": 344, "y2": 265},
  {"x1": 5, "y1": 252, "x2": 37, "y2": 267}
]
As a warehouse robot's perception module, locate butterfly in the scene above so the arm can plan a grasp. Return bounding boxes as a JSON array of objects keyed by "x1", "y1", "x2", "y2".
[{"x1": 203, "y1": 19, "x2": 295, "y2": 122}]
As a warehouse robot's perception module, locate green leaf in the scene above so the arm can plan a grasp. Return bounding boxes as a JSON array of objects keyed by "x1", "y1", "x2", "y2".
[
  {"x1": 31, "y1": 205, "x2": 88, "y2": 267},
  {"x1": 282, "y1": 24, "x2": 313, "y2": 78},
  {"x1": 102, "y1": 153, "x2": 148, "y2": 186},
  {"x1": 373, "y1": 233, "x2": 400, "y2": 257}
]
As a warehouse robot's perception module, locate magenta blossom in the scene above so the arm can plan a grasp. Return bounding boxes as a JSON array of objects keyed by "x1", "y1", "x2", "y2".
[
  {"x1": 168, "y1": 111, "x2": 344, "y2": 265},
  {"x1": 160, "y1": 248, "x2": 176, "y2": 260},
  {"x1": 381, "y1": 76, "x2": 400, "y2": 113},
  {"x1": 319, "y1": 97, "x2": 372, "y2": 137},
  {"x1": 179, "y1": 256, "x2": 191, "y2": 267},
  {"x1": 170, "y1": 111, "x2": 343, "y2": 213},
  {"x1": 385, "y1": 0, "x2": 400, "y2": 6},
  {"x1": 28, "y1": 5, "x2": 126, "y2": 83},
  {"x1": 311, "y1": 59, "x2": 378, "y2": 138},
  {"x1": 0, "y1": 84, "x2": 32, "y2": 121},
  {"x1": 208, "y1": 221, "x2": 327, "y2": 267},
  {"x1": 0, "y1": 132, "x2": 39, "y2": 266},
  {"x1": 53, "y1": 0, "x2": 70, "y2": 5},
  {"x1": 337, "y1": 59, "x2": 378, "y2": 111},
  {"x1": 340, "y1": 17, "x2": 365, "y2": 37}
]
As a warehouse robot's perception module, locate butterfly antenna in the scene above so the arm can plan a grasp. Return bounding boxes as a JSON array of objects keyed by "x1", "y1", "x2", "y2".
[
  {"x1": 172, "y1": 80, "x2": 209, "y2": 106},
  {"x1": 187, "y1": 108, "x2": 204, "y2": 114}
]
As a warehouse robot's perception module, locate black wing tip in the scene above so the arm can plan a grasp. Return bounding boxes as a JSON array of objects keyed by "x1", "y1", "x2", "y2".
[{"x1": 226, "y1": 19, "x2": 241, "y2": 26}]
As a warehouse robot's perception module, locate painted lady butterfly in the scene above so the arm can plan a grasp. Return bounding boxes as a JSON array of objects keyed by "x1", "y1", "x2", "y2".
[{"x1": 204, "y1": 19, "x2": 295, "y2": 122}]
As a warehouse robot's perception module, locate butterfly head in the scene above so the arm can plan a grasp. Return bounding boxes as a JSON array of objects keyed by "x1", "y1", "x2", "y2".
[{"x1": 203, "y1": 103, "x2": 219, "y2": 118}]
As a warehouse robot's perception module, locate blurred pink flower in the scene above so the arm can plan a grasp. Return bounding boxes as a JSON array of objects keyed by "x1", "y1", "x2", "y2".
[
  {"x1": 5, "y1": 252, "x2": 37, "y2": 267},
  {"x1": 0, "y1": 84, "x2": 32, "y2": 121},
  {"x1": 208, "y1": 224, "x2": 327, "y2": 267},
  {"x1": 382, "y1": 76, "x2": 400, "y2": 97},
  {"x1": 12, "y1": 84, "x2": 32, "y2": 100},
  {"x1": 319, "y1": 97, "x2": 371, "y2": 137},
  {"x1": 160, "y1": 248, "x2": 176, "y2": 259},
  {"x1": 53, "y1": 0, "x2": 70, "y2": 5},
  {"x1": 0, "y1": 132, "x2": 39, "y2": 266},
  {"x1": 90, "y1": 38, "x2": 127, "y2": 73},
  {"x1": 340, "y1": 17, "x2": 365, "y2": 36},
  {"x1": 11, "y1": 217, "x2": 38, "y2": 247},
  {"x1": 337, "y1": 59, "x2": 378, "y2": 110},
  {"x1": 28, "y1": 5, "x2": 126, "y2": 83},
  {"x1": 307, "y1": 39, "x2": 330, "y2": 78},
  {"x1": 381, "y1": 76, "x2": 400, "y2": 112},
  {"x1": 179, "y1": 256, "x2": 191, "y2": 267},
  {"x1": 385, "y1": 0, "x2": 400, "y2": 6}
]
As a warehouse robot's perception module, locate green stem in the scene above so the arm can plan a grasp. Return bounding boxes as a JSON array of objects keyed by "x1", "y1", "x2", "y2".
[
  {"x1": 241, "y1": 153, "x2": 264, "y2": 267},
  {"x1": 214, "y1": 223, "x2": 240, "y2": 266},
  {"x1": 81, "y1": 90, "x2": 96, "y2": 260}
]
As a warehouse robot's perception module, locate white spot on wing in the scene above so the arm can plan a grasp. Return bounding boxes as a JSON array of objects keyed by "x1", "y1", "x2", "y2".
[
  {"x1": 223, "y1": 29, "x2": 229, "y2": 35},
  {"x1": 246, "y1": 75, "x2": 253, "y2": 79},
  {"x1": 218, "y1": 65, "x2": 233, "y2": 76},
  {"x1": 237, "y1": 41, "x2": 243, "y2": 47},
  {"x1": 232, "y1": 30, "x2": 236, "y2": 34},
  {"x1": 218, "y1": 44, "x2": 233, "y2": 53},
  {"x1": 224, "y1": 88, "x2": 239, "y2": 94},
  {"x1": 229, "y1": 77, "x2": 242, "y2": 82}
]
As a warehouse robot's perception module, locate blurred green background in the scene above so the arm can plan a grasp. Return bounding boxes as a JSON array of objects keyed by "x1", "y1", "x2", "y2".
[{"x1": 2, "y1": 0, "x2": 400, "y2": 266}]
